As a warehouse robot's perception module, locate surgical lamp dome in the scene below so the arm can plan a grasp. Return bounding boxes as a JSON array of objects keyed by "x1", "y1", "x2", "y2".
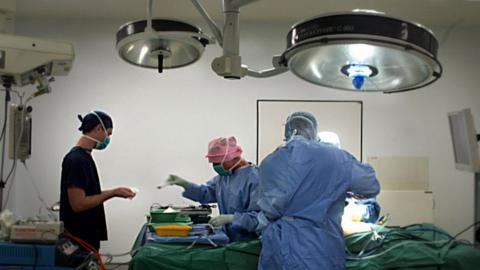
[
  {"x1": 115, "y1": 0, "x2": 443, "y2": 94},
  {"x1": 116, "y1": 19, "x2": 211, "y2": 72},
  {"x1": 280, "y1": 12, "x2": 442, "y2": 93}
]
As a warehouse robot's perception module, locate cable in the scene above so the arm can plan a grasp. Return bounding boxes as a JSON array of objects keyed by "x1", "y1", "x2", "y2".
[
  {"x1": 75, "y1": 253, "x2": 97, "y2": 270},
  {"x1": 0, "y1": 88, "x2": 22, "y2": 101},
  {"x1": 0, "y1": 96, "x2": 6, "y2": 142},
  {"x1": 4, "y1": 106, "x2": 25, "y2": 186},
  {"x1": 346, "y1": 222, "x2": 480, "y2": 260},
  {"x1": 0, "y1": 84, "x2": 27, "y2": 211},
  {"x1": 350, "y1": 229, "x2": 442, "y2": 258},
  {"x1": 100, "y1": 250, "x2": 134, "y2": 257},
  {"x1": 64, "y1": 231, "x2": 106, "y2": 270},
  {"x1": 440, "y1": 18, "x2": 464, "y2": 45},
  {"x1": 453, "y1": 221, "x2": 480, "y2": 239},
  {"x1": 0, "y1": 87, "x2": 26, "y2": 210},
  {"x1": 1, "y1": 106, "x2": 24, "y2": 211},
  {"x1": 22, "y1": 161, "x2": 57, "y2": 220},
  {"x1": 347, "y1": 239, "x2": 451, "y2": 261},
  {"x1": 0, "y1": 86, "x2": 9, "y2": 191},
  {"x1": 3, "y1": 158, "x2": 18, "y2": 186},
  {"x1": 2, "y1": 168, "x2": 15, "y2": 212},
  {"x1": 101, "y1": 250, "x2": 132, "y2": 265},
  {"x1": 24, "y1": 92, "x2": 36, "y2": 106},
  {"x1": 349, "y1": 229, "x2": 448, "y2": 258},
  {"x1": 350, "y1": 219, "x2": 390, "y2": 257}
]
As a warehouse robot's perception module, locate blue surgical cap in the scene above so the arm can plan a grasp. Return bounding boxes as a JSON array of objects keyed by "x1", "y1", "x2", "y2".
[
  {"x1": 289, "y1": 111, "x2": 318, "y2": 130},
  {"x1": 284, "y1": 112, "x2": 318, "y2": 141},
  {"x1": 78, "y1": 110, "x2": 113, "y2": 133}
]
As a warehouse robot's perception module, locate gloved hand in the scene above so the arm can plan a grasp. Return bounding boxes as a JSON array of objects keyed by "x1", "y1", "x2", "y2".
[
  {"x1": 166, "y1": 174, "x2": 192, "y2": 189},
  {"x1": 209, "y1": 214, "x2": 234, "y2": 227}
]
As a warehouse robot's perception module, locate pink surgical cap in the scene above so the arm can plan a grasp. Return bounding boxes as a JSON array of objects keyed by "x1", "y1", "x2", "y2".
[{"x1": 205, "y1": 136, "x2": 243, "y2": 163}]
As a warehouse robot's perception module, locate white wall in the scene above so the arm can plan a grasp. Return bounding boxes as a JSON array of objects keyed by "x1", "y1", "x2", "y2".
[{"x1": 1, "y1": 18, "x2": 479, "y2": 258}]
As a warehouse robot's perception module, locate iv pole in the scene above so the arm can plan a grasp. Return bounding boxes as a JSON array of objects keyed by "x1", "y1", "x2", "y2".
[
  {"x1": 475, "y1": 135, "x2": 480, "y2": 245},
  {"x1": 0, "y1": 79, "x2": 12, "y2": 211},
  {"x1": 0, "y1": 0, "x2": 11, "y2": 211},
  {"x1": 476, "y1": 172, "x2": 479, "y2": 244}
]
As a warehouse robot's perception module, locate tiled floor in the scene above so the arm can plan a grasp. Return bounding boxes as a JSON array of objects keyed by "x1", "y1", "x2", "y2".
[{"x1": 105, "y1": 264, "x2": 129, "y2": 270}]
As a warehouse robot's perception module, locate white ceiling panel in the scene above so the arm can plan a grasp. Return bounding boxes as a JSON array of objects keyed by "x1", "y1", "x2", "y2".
[{"x1": 11, "y1": 0, "x2": 480, "y2": 27}]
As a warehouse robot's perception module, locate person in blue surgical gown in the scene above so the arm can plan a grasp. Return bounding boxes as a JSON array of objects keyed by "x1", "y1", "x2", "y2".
[
  {"x1": 167, "y1": 136, "x2": 260, "y2": 242},
  {"x1": 256, "y1": 112, "x2": 380, "y2": 270}
]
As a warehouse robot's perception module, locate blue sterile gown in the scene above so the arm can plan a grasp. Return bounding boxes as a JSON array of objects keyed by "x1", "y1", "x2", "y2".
[
  {"x1": 183, "y1": 164, "x2": 260, "y2": 242},
  {"x1": 257, "y1": 136, "x2": 380, "y2": 270}
]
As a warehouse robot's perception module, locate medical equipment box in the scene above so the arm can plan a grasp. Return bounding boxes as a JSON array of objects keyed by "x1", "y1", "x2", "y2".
[
  {"x1": 0, "y1": 242, "x2": 56, "y2": 266},
  {"x1": 10, "y1": 221, "x2": 63, "y2": 243}
]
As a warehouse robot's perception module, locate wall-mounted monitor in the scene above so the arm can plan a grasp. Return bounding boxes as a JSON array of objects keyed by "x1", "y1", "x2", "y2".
[{"x1": 447, "y1": 108, "x2": 480, "y2": 172}]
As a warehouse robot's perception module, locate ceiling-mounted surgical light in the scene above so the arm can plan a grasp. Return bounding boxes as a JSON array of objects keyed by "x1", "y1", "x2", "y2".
[
  {"x1": 116, "y1": 0, "x2": 213, "y2": 73},
  {"x1": 115, "y1": 1, "x2": 442, "y2": 93},
  {"x1": 279, "y1": 11, "x2": 442, "y2": 93}
]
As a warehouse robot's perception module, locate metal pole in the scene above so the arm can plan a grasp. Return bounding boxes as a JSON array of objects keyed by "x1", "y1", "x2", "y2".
[
  {"x1": 146, "y1": 0, "x2": 153, "y2": 31},
  {"x1": 475, "y1": 172, "x2": 480, "y2": 246},
  {"x1": 0, "y1": 82, "x2": 11, "y2": 211},
  {"x1": 222, "y1": 1, "x2": 240, "y2": 57}
]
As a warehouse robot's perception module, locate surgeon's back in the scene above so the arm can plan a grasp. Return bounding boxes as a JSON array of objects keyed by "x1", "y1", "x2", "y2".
[{"x1": 257, "y1": 136, "x2": 380, "y2": 270}]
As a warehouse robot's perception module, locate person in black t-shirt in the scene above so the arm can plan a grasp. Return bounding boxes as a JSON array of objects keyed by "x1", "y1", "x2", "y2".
[{"x1": 60, "y1": 111, "x2": 136, "y2": 250}]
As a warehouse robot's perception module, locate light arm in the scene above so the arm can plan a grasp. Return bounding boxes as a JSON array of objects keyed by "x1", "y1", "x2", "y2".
[{"x1": 190, "y1": 0, "x2": 223, "y2": 46}]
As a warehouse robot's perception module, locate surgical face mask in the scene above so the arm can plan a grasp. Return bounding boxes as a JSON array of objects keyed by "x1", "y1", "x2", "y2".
[
  {"x1": 213, "y1": 158, "x2": 242, "y2": 176},
  {"x1": 83, "y1": 132, "x2": 110, "y2": 150},
  {"x1": 83, "y1": 111, "x2": 111, "y2": 150},
  {"x1": 213, "y1": 163, "x2": 232, "y2": 176},
  {"x1": 94, "y1": 134, "x2": 110, "y2": 150}
]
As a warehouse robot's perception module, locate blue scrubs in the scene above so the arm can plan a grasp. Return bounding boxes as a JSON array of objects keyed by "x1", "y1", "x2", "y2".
[
  {"x1": 183, "y1": 164, "x2": 260, "y2": 242},
  {"x1": 257, "y1": 136, "x2": 380, "y2": 270}
]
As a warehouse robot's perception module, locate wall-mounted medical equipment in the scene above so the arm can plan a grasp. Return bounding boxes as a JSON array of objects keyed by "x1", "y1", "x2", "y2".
[
  {"x1": 447, "y1": 108, "x2": 480, "y2": 173},
  {"x1": 116, "y1": 0, "x2": 442, "y2": 93},
  {"x1": 447, "y1": 108, "x2": 480, "y2": 245},
  {"x1": 0, "y1": 0, "x2": 75, "y2": 211},
  {"x1": 0, "y1": 33, "x2": 74, "y2": 88},
  {"x1": 0, "y1": 0, "x2": 74, "y2": 88},
  {"x1": 8, "y1": 104, "x2": 32, "y2": 162},
  {"x1": 10, "y1": 220, "x2": 63, "y2": 243}
]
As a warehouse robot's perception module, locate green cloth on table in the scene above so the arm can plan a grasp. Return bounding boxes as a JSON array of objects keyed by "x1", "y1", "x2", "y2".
[
  {"x1": 129, "y1": 225, "x2": 260, "y2": 270},
  {"x1": 345, "y1": 223, "x2": 480, "y2": 270},
  {"x1": 129, "y1": 223, "x2": 480, "y2": 270},
  {"x1": 129, "y1": 240, "x2": 260, "y2": 270}
]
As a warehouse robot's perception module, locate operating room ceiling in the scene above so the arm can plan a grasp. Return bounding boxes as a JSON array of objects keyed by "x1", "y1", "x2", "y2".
[{"x1": 14, "y1": 0, "x2": 480, "y2": 27}]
